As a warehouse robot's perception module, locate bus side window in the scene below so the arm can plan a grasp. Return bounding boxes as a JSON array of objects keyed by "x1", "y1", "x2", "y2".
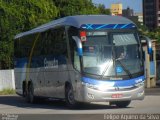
[
  {"x1": 43, "y1": 27, "x2": 68, "y2": 66},
  {"x1": 68, "y1": 27, "x2": 80, "y2": 71},
  {"x1": 14, "y1": 39, "x2": 20, "y2": 58},
  {"x1": 32, "y1": 33, "x2": 43, "y2": 57},
  {"x1": 40, "y1": 32, "x2": 48, "y2": 55},
  {"x1": 20, "y1": 35, "x2": 33, "y2": 58}
]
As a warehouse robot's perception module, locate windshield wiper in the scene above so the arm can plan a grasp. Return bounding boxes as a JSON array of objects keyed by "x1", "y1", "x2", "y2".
[
  {"x1": 99, "y1": 59, "x2": 112, "y2": 79},
  {"x1": 116, "y1": 59, "x2": 132, "y2": 79},
  {"x1": 100, "y1": 46, "x2": 114, "y2": 79},
  {"x1": 100, "y1": 59, "x2": 132, "y2": 79}
]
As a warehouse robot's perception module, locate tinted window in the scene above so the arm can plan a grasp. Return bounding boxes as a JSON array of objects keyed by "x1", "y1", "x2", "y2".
[
  {"x1": 45, "y1": 27, "x2": 67, "y2": 57},
  {"x1": 68, "y1": 27, "x2": 82, "y2": 71},
  {"x1": 17, "y1": 34, "x2": 35, "y2": 58}
]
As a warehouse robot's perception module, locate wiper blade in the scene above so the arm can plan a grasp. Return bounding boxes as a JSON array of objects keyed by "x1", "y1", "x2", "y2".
[
  {"x1": 116, "y1": 59, "x2": 132, "y2": 78},
  {"x1": 100, "y1": 59, "x2": 112, "y2": 79}
]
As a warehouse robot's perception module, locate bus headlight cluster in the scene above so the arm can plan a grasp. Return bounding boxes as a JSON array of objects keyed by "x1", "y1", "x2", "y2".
[
  {"x1": 82, "y1": 82, "x2": 98, "y2": 90},
  {"x1": 82, "y1": 82, "x2": 114, "y2": 91},
  {"x1": 135, "y1": 81, "x2": 145, "y2": 87}
]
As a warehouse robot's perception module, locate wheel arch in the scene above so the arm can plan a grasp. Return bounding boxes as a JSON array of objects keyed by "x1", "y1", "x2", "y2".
[{"x1": 22, "y1": 80, "x2": 33, "y2": 96}]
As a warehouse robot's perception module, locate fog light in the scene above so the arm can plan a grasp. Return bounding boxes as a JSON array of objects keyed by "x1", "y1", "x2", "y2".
[
  {"x1": 87, "y1": 93, "x2": 94, "y2": 99},
  {"x1": 137, "y1": 90, "x2": 144, "y2": 97}
]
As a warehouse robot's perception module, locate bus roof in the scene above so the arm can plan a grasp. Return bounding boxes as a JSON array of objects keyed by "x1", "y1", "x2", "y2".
[{"x1": 15, "y1": 15, "x2": 136, "y2": 39}]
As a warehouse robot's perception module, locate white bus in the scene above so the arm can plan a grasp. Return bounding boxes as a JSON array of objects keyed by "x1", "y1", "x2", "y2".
[{"x1": 14, "y1": 15, "x2": 152, "y2": 108}]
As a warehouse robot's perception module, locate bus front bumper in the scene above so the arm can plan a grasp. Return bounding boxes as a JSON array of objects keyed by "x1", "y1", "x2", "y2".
[{"x1": 75, "y1": 84, "x2": 145, "y2": 103}]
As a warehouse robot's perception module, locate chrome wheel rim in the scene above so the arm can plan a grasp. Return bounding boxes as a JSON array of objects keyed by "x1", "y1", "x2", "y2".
[{"x1": 68, "y1": 89, "x2": 75, "y2": 105}]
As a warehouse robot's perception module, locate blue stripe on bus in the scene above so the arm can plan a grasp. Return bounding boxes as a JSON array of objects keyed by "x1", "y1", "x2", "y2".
[
  {"x1": 95, "y1": 24, "x2": 109, "y2": 30},
  {"x1": 113, "y1": 24, "x2": 118, "y2": 29},
  {"x1": 15, "y1": 58, "x2": 28, "y2": 68},
  {"x1": 148, "y1": 47, "x2": 152, "y2": 54},
  {"x1": 86, "y1": 24, "x2": 93, "y2": 29},
  {"x1": 80, "y1": 23, "x2": 136, "y2": 30},
  {"x1": 82, "y1": 76, "x2": 145, "y2": 87},
  {"x1": 78, "y1": 48, "x2": 83, "y2": 56},
  {"x1": 121, "y1": 24, "x2": 129, "y2": 29}
]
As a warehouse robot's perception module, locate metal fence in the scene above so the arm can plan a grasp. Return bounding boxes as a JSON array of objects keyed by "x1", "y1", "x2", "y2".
[{"x1": 0, "y1": 69, "x2": 15, "y2": 91}]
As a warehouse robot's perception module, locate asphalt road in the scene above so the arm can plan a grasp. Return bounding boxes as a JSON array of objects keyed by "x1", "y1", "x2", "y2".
[{"x1": 0, "y1": 94, "x2": 160, "y2": 120}]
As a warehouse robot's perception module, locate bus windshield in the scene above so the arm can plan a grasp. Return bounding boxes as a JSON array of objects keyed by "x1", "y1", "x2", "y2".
[{"x1": 82, "y1": 31, "x2": 143, "y2": 78}]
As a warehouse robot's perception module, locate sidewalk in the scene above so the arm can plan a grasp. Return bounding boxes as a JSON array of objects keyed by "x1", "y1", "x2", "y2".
[
  {"x1": 145, "y1": 85, "x2": 160, "y2": 95},
  {"x1": 156, "y1": 80, "x2": 160, "y2": 85}
]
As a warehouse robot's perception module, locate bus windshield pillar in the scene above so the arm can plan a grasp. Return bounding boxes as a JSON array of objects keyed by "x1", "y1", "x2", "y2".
[{"x1": 72, "y1": 36, "x2": 83, "y2": 56}]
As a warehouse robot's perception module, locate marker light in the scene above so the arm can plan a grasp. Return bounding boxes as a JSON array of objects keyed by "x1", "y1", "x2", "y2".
[{"x1": 80, "y1": 31, "x2": 87, "y2": 42}]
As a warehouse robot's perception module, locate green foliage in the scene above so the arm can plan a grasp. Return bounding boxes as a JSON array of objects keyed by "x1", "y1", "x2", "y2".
[
  {"x1": 0, "y1": 89, "x2": 15, "y2": 95},
  {"x1": 0, "y1": 0, "x2": 110, "y2": 69},
  {"x1": 138, "y1": 25, "x2": 160, "y2": 43},
  {"x1": 53, "y1": 0, "x2": 102, "y2": 17},
  {"x1": 97, "y1": 4, "x2": 110, "y2": 15},
  {"x1": 0, "y1": 0, "x2": 58, "y2": 69}
]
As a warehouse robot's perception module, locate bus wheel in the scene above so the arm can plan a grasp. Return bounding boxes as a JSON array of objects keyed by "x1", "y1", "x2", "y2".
[
  {"x1": 22, "y1": 82, "x2": 26, "y2": 97},
  {"x1": 27, "y1": 83, "x2": 35, "y2": 103},
  {"x1": 65, "y1": 85, "x2": 77, "y2": 108},
  {"x1": 112, "y1": 101, "x2": 131, "y2": 108}
]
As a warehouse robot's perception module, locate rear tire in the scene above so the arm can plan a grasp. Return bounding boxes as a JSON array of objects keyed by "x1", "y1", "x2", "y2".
[
  {"x1": 65, "y1": 84, "x2": 77, "y2": 109},
  {"x1": 111, "y1": 101, "x2": 131, "y2": 108},
  {"x1": 22, "y1": 82, "x2": 26, "y2": 97},
  {"x1": 26, "y1": 83, "x2": 35, "y2": 103}
]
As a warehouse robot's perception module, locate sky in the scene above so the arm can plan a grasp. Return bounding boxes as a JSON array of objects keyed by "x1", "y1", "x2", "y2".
[{"x1": 92, "y1": 0, "x2": 142, "y2": 13}]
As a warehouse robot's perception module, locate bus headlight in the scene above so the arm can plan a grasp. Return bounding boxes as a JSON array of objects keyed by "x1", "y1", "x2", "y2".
[
  {"x1": 82, "y1": 82, "x2": 98, "y2": 90},
  {"x1": 82, "y1": 82, "x2": 114, "y2": 91},
  {"x1": 135, "y1": 81, "x2": 145, "y2": 87}
]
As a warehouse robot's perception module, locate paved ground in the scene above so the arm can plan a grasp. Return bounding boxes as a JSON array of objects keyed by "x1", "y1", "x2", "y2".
[
  {"x1": 145, "y1": 87, "x2": 160, "y2": 95},
  {"x1": 0, "y1": 88, "x2": 159, "y2": 120},
  {"x1": 0, "y1": 95, "x2": 160, "y2": 114}
]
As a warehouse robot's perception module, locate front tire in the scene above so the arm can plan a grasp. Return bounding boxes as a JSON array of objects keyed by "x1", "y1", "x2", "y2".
[{"x1": 65, "y1": 85, "x2": 77, "y2": 109}]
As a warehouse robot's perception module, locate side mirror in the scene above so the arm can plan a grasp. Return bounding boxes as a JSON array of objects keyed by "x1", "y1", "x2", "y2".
[
  {"x1": 72, "y1": 36, "x2": 83, "y2": 56},
  {"x1": 140, "y1": 36, "x2": 152, "y2": 55}
]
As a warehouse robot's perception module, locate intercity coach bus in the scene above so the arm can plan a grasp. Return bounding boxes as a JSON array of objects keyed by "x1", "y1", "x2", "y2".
[{"x1": 14, "y1": 15, "x2": 152, "y2": 108}]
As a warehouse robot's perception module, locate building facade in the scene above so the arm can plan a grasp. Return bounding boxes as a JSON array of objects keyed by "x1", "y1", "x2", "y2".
[
  {"x1": 143, "y1": 0, "x2": 160, "y2": 30},
  {"x1": 135, "y1": 13, "x2": 143, "y2": 25},
  {"x1": 122, "y1": 7, "x2": 134, "y2": 17},
  {"x1": 111, "y1": 3, "x2": 122, "y2": 16},
  {"x1": 122, "y1": 7, "x2": 143, "y2": 26}
]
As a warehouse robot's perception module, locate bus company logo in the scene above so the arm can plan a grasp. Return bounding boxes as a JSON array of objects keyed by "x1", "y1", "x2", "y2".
[{"x1": 44, "y1": 58, "x2": 58, "y2": 69}]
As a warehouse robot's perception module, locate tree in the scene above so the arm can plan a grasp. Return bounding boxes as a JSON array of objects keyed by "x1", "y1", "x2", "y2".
[
  {"x1": 0, "y1": 0, "x2": 58, "y2": 69},
  {"x1": 97, "y1": 4, "x2": 110, "y2": 15},
  {"x1": 53, "y1": 0, "x2": 100, "y2": 17},
  {"x1": 138, "y1": 24, "x2": 160, "y2": 43}
]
